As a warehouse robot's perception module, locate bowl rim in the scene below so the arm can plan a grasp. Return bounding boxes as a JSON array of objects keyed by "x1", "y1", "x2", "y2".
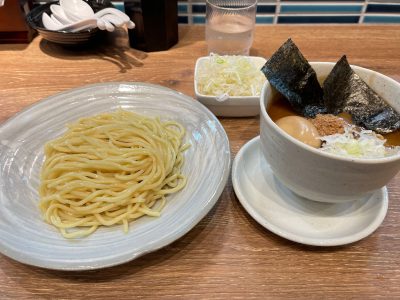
[
  {"x1": 260, "y1": 61, "x2": 400, "y2": 164},
  {"x1": 206, "y1": 0, "x2": 258, "y2": 12},
  {"x1": 194, "y1": 55, "x2": 266, "y2": 100}
]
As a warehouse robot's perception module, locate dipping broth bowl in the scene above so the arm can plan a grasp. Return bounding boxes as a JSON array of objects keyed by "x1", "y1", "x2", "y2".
[{"x1": 260, "y1": 62, "x2": 400, "y2": 203}]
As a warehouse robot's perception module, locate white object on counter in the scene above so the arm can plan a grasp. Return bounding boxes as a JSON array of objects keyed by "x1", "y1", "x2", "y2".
[
  {"x1": 42, "y1": 0, "x2": 134, "y2": 33},
  {"x1": 194, "y1": 55, "x2": 266, "y2": 117},
  {"x1": 42, "y1": 12, "x2": 99, "y2": 32},
  {"x1": 59, "y1": 0, "x2": 134, "y2": 28},
  {"x1": 232, "y1": 136, "x2": 389, "y2": 246},
  {"x1": 259, "y1": 61, "x2": 400, "y2": 203},
  {"x1": 0, "y1": 82, "x2": 230, "y2": 270}
]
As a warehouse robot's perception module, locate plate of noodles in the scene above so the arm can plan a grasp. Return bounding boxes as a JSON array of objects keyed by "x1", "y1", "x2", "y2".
[{"x1": 0, "y1": 82, "x2": 230, "y2": 270}]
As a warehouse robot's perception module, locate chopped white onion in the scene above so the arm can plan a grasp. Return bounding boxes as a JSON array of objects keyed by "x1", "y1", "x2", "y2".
[
  {"x1": 320, "y1": 125, "x2": 400, "y2": 159},
  {"x1": 196, "y1": 54, "x2": 266, "y2": 97}
]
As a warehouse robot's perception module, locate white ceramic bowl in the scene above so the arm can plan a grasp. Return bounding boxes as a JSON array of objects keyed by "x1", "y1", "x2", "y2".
[
  {"x1": 194, "y1": 56, "x2": 266, "y2": 117},
  {"x1": 0, "y1": 82, "x2": 231, "y2": 270},
  {"x1": 260, "y1": 62, "x2": 400, "y2": 203}
]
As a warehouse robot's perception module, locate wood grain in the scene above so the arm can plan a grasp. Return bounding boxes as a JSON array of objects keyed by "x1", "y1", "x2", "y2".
[{"x1": 1, "y1": 25, "x2": 400, "y2": 299}]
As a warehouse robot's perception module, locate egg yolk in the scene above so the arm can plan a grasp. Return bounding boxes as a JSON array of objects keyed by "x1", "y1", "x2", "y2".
[{"x1": 276, "y1": 116, "x2": 321, "y2": 148}]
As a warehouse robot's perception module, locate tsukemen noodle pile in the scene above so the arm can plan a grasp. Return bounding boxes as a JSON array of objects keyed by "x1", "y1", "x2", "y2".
[{"x1": 39, "y1": 110, "x2": 189, "y2": 238}]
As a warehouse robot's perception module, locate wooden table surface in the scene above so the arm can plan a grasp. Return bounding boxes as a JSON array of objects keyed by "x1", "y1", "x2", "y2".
[{"x1": 1, "y1": 25, "x2": 400, "y2": 299}]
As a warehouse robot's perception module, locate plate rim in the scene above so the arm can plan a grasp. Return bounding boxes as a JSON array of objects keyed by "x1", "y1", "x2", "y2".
[
  {"x1": 232, "y1": 136, "x2": 389, "y2": 247},
  {"x1": 0, "y1": 82, "x2": 231, "y2": 270},
  {"x1": 0, "y1": 82, "x2": 197, "y2": 130}
]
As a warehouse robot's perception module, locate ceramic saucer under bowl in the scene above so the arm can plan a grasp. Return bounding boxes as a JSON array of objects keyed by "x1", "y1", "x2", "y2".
[{"x1": 232, "y1": 136, "x2": 388, "y2": 246}]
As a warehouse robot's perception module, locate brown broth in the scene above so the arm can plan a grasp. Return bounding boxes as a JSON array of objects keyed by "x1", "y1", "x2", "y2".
[
  {"x1": 267, "y1": 93, "x2": 400, "y2": 147},
  {"x1": 383, "y1": 131, "x2": 400, "y2": 147},
  {"x1": 267, "y1": 93, "x2": 296, "y2": 122}
]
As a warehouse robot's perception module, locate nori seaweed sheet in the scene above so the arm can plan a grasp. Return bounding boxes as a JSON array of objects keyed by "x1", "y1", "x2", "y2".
[
  {"x1": 323, "y1": 55, "x2": 400, "y2": 134},
  {"x1": 261, "y1": 38, "x2": 325, "y2": 117}
]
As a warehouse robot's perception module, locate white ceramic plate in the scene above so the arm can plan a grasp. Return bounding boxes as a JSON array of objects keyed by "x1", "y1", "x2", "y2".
[
  {"x1": 0, "y1": 82, "x2": 230, "y2": 270},
  {"x1": 194, "y1": 56, "x2": 266, "y2": 117},
  {"x1": 232, "y1": 136, "x2": 388, "y2": 246}
]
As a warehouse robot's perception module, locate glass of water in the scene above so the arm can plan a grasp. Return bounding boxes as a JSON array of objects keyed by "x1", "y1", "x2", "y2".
[{"x1": 206, "y1": 0, "x2": 257, "y2": 56}]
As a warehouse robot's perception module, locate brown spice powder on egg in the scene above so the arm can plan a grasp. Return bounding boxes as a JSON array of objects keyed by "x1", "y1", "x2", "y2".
[{"x1": 310, "y1": 114, "x2": 346, "y2": 136}]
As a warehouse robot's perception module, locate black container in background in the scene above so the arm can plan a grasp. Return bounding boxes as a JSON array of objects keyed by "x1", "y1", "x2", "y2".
[
  {"x1": 124, "y1": 0, "x2": 178, "y2": 52},
  {"x1": 0, "y1": 0, "x2": 35, "y2": 43}
]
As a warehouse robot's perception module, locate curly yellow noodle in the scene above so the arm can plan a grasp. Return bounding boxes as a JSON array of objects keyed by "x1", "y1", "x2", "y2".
[{"x1": 39, "y1": 110, "x2": 188, "y2": 239}]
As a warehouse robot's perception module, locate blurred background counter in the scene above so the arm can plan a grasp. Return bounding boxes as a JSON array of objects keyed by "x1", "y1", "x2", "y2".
[
  {"x1": 1, "y1": 26, "x2": 400, "y2": 299},
  {"x1": 34, "y1": 0, "x2": 400, "y2": 25}
]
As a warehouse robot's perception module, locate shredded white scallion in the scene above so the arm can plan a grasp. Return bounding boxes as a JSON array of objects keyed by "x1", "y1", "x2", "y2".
[
  {"x1": 196, "y1": 54, "x2": 266, "y2": 97},
  {"x1": 320, "y1": 125, "x2": 400, "y2": 159}
]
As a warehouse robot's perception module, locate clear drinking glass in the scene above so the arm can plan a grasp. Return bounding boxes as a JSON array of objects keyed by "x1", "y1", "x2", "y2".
[{"x1": 205, "y1": 0, "x2": 257, "y2": 56}]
